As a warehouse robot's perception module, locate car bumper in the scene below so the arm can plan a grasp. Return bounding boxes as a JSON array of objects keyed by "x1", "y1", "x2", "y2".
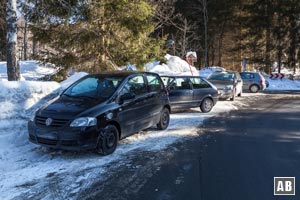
[
  {"x1": 28, "y1": 120, "x2": 99, "y2": 151},
  {"x1": 217, "y1": 89, "x2": 233, "y2": 99}
]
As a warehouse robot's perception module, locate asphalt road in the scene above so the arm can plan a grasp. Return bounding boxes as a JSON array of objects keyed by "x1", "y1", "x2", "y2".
[{"x1": 81, "y1": 93, "x2": 300, "y2": 200}]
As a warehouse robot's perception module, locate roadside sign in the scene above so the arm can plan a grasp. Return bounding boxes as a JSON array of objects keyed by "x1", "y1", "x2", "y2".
[{"x1": 270, "y1": 73, "x2": 284, "y2": 79}]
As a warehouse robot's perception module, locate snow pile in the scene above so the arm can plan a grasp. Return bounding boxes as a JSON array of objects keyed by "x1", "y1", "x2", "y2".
[
  {"x1": 266, "y1": 77, "x2": 300, "y2": 90},
  {"x1": 147, "y1": 54, "x2": 199, "y2": 76},
  {"x1": 0, "y1": 60, "x2": 57, "y2": 81},
  {"x1": 0, "y1": 81, "x2": 60, "y2": 142}
]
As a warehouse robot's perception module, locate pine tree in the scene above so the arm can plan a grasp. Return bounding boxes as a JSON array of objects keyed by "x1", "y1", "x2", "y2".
[{"x1": 22, "y1": 0, "x2": 165, "y2": 79}]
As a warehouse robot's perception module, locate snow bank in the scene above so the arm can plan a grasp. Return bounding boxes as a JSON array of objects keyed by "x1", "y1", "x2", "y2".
[
  {"x1": 266, "y1": 77, "x2": 300, "y2": 91},
  {"x1": 147, "y1": 54, "x2": 199, "y2": 76},
  {"x1": 0, "y1": 60, "x2": 57, "y2": 81}
]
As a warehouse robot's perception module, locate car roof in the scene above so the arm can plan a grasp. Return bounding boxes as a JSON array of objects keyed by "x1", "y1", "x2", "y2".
[
  {"x1": 211, "y1": 71, "x2": 235, "y2": 74},
  {"x1": 160, "y1": 75, "x2": 202, "y2": 78},
  {"x1": 240, "y1": 71, "x2": 259, "y2": 74},
  {"x1": 86, "y1": 71, "x2": 159, "y2": 78}
]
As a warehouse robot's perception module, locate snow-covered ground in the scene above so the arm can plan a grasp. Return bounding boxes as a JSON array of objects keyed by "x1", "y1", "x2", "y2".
[{"x1": 0, "y1": 61, "x2": 57, "y2": 81}]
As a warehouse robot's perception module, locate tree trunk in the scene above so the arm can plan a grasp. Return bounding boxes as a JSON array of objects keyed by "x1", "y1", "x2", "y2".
[
  {"x1": 288, "y1": 17, "x2": 296, "y2": 74},
  {"x1": 218, "y1": 21, "x2": 226, "y2": 67},
  {"x1": 6, "y1": 0, "x2": 20, "y2": 81},
  {"x1": 277, "y1": 46, "x2": 282, "y2": 74},
  {"x1": 202, "y1": 0, "x2": 208, "y2": 67},
  {"x1": 23, "y1": 21, "x2": 27, "y2": 60},
  {"x1": 181, "y1": 18, "x2": 187, "y2": 58},
  {"x1": 264, "y1": 1, "x2": 272, "y2": 74}
]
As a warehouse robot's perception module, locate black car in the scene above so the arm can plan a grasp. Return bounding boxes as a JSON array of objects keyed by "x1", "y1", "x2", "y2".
[
  {"x1": 28, "y1": 72, "x2": 170, "y2": 155},
  {"x1": 161, "y1": 76, "x2": 218, "y2": 113},
  {"x1": 207, "y1": 71, "x2": 243, "y2": 101}
]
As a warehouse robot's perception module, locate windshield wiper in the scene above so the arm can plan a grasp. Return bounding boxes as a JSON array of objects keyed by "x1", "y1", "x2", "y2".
[
  {"x1": 75, "y1": 95, "x2": 98, "y2": 100},
  {"x1": 62, "y1": 93, "x2": 74, "y2": 98}
]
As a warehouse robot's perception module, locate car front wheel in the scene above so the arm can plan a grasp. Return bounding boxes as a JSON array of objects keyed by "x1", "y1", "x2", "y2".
[
  {"x1": 157, "y1": 107, "x2": 170, "y2": 130},
  {"x1": 95, "y1": 124, "x2": 119, "y2": 156},
  {"x1": 200, "y1": 98, "x2": 214, "y2": 113}
]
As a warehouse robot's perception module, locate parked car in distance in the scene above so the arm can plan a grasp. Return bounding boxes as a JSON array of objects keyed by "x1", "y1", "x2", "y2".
[
  {"x1": 207, "y1": 71, "x2": 243, "y2": 101},
  {"x1": 240, "y1": 72, "x2": 267, "y2": 93},
  {"x1": 160, "y1": 76, "x2": 218, "y2": 113},
  {"x1": 28, "y1": 72, "x2": 170, "y2": 155}
]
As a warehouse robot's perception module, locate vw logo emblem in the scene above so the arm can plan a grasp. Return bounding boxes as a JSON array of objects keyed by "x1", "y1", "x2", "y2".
[{"x1": 45, "y1": 118, "x2": 53, "y2": 126}]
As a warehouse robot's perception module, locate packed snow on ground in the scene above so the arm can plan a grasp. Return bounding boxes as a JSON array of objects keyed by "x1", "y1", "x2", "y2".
[
  {"x1": 0, "y1": 60, "x2": 57, "y2": 81},
  {"x1": 0, "y1": 70, "x2": 237, "y2": 199}
]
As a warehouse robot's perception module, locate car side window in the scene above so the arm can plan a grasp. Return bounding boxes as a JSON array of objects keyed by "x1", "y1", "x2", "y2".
[
  {"x1": 190, "y1": 77, "x2": 211, "y2": 89},
  {"x1": 173, "y1": 78, "x2": 191, "y2": 90},
  {"x1": 240, "y1": 73, "x2": 253, "y2": 79},
  {"x1": 120, "y1": 75, "x2": 147, "y2": 97},
  {"x1": 146, "y1": 74, "x2": 163, "y2": 92}
]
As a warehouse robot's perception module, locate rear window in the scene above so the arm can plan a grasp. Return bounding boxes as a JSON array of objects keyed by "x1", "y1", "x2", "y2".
[
  {"x1": 190, "y1": 77, "x2": 211, "y2": 89},
  {"x1": 208, "y1": 72, "x2": 234, "y2": 81}
]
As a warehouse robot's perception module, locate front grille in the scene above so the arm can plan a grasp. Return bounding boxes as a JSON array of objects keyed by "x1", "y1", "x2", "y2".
[
  {"x1": 37, "y1": 137, "x2": 58, "y2": 145},
  {"x1": 61, "y1": 140, "x2": 78, "y2": 146},
  {"x1": 36, "y1": 137, "x2": 78, "y2": 147},
  {"x1": 35, "y1": 116, "x2": 69, "y2": 127}
]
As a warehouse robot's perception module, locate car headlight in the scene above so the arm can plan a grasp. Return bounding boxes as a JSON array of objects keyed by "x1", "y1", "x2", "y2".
[
  {"x1": 70, "y1": 117, "x2": 97, "y2": 127},
  {"x1": 29, "y1": 109, "x2": 38, "y2": 121},
  {"x1": 224, "y1": 85, "x2": 233, "y2": 90}
]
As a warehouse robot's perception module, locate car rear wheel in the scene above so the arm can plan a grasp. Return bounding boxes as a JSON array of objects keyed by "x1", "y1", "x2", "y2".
[
  {"x1": 157, "y1": 107, "x2": 170, "y2": 130},
  {"x1": 95, "y1": 124, "x2": 119, "y2": 156},
  {"x1": 250, "y1": 85, "x2": 259, "y2": 93},
  {"x1": 200, "y1": 98, "x2": 213, "y2": 113}
]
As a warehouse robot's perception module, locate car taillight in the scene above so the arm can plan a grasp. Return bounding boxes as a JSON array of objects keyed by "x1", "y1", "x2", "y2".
[{"x1": 260, "y1": 77, "x2": 265, "y2": 83}]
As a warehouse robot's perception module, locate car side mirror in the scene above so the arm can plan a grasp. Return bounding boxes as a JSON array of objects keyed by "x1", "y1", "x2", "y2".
[{"x1": 119, "y1": 93, "x2": 135, "y2": 104}]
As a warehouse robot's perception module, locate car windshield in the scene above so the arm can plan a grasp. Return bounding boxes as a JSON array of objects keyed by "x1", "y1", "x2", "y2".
[
  {"x1": 63, "y1": 76, "x2": 123, "y2": 99},
  {"x1": 208, "y1": 73, "x2": 234, "y2": 81}
]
